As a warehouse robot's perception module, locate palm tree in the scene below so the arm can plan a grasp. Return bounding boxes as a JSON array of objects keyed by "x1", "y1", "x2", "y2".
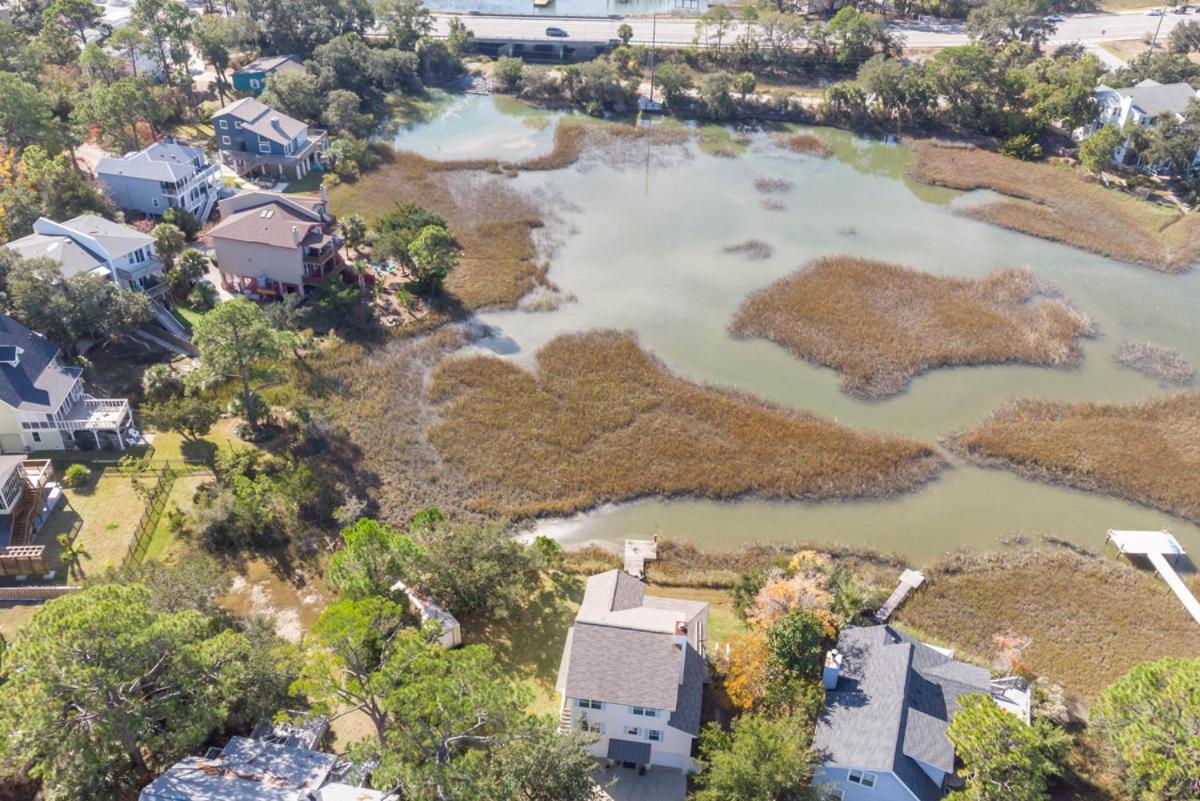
[
  {"x1": 339, "y1": 214, "x2": 368, "y2": 262},
  {"x1": 56, "y1": 533, "x2": 89, "y2": 580}
]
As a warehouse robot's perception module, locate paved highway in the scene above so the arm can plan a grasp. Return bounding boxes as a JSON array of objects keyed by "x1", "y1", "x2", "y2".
[{"x1": 432, "y1": 8, "x2": 1187, "y2": 48}]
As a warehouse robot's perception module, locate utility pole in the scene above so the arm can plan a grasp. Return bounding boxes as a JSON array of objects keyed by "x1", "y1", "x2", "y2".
[
  {"x1": 649, "y1": 13, "x2": 658, "y2": 104},
  {"x1": 1150, "y1": 1, "x2": 1169, "y2": 50}
]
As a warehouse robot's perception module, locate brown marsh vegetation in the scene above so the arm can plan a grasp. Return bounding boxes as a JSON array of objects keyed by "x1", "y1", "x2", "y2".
[
  {"x1": 730, "y1": 257, "x2": 1094, "y2": 399},
  {"x1": 947, "y1": 392, "x2": 1200, "y2": 523},
  {"x1": 723, "y1": 239, "x2": 775, "y2": 261},
  {"x1": 1113, "y1": 341, "x2": 1195, "y2": 386},
  {"x1": 897, "y1": 546, "x2": 1200, "y2": 699},
  {"x1": 426, "y1": 331, "x2": 945, "y2": 517},
  {"x1": 908, "y1": 139, "x2": 1200, "y2": 272},
  {"x1": 776, "y1": 132, "x2": 833, "y2": 158}
]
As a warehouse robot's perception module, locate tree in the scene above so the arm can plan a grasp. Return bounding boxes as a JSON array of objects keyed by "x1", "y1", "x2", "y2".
[
  {"x1": 733, "y1": 71, "x2": 756, "y2": 102},
  {"x1": 259, "y1": 69, "x2": 323, "y2": 123},
  {"x1": 415, "y1": 518, "x2": 539, "y2": 619},
  {"x1": 407, "y1": 223, "x2": 457, "y2": 294},
  {"x1": 693, "y1": 714, "x2": 817, "y2": 801},
  {"x1": 967, "y1": 0, "x2": 1057, "y2": 50},
  {"x1": 162, "y1": 206, "x2": 201, "y2": 239},
  {"x1": 1091, "y1": 657, "x2": 1200, "y2": 801},
  {"x1": 141, "y1": 362, "x2": 183, "y2": 400},
  {"x1": 8, "y1": 260, "x2": 150, "y2": 349},
  {"x1": 339, "y1": 212, "x2": 367, "y2": 258},
  {"x1": 695, "y1": 3, "x2": 733, "y2": 50},
  {"x1": 0, "y1": 72, "x2": 55, "y2": 148},
  {"x1": 825, "y1": 7, "x2": 898, "y2": 64},
  {"x1": 0, "y1": 584, "x2": 262, "y2": 800},
  {"x1": 378, "y1": 0, "x2": 431, "y2": 50},
  {"x1": 947, "y1": 694, "x2": 1071, "y2": 801},
  {"x1": 73, "y1": 76, "x2": 168, "y2": 152},
  {"x1": 143, "y1": 395, "x2": 221, "y2": 442},
  {"x1": 42, "y1": 0, "x2": 101, "y2": 46},
  {"x1": 322, "y1": 89, "x2": 376, "y2": 138},
  {"x1": 700, "y1": 71, "x2": 736, "y2": 119},
  {"x1": 328, "y1": 517, "x2": 423, "y2": 600},
  {"x1": 54, "y1": 532, "x2": 87, "y2": 579},
  {"x1": 1079, "y1": 123, "x2": 1122, "y2": 174},
  {"x1": 1139, "y1": 104, "x2": 1200, "y2": 175},
  {"x1": 446, "y1": 16, "x2": 473, "y2": 54},
  {"x1": 766, "y1": 607, "x2": 826, "y2": 680},
  {"x1": 1169, "y1": 19, "x2": 1200, "y2": 55},
  {"x1": 191, "y1": 298, "x2": 291, "y2": 433},
  {"x1": 654, "y1": 62, "x2": 692, "y2": 109},
  {"x1": 721, "y1": 631, "x2": 771, "y2": 710},
  {"x1": 481, "y1": 724, "x2": 600, "y2": 801},
  {"x1": 170, "y1": 248, "x2": 209, "y2": 299},
  {"x1": 616, "y1": 22, "x2": 633, "y2": 46},
  {"x1": 494, "y1": 56, "x2": 525, "y2": 93},
  {"x1": 150, "y1": 222, "x2": 185, "y2": 270}
]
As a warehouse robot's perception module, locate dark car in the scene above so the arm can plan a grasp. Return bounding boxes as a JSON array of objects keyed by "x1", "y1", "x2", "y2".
[{"x1": 545, "y1": 26, "x2": 569, "y2": 37}]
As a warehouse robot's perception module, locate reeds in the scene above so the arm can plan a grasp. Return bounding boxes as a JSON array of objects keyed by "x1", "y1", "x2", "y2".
[
  {"x1": 730, "y1": 257, "x2": 1094, "y2": 399},
  {"x1": 908, "y1": 139, "x2": 1200, "y2": 272},
  {"x1": 1113, "y1": 341, "x2": 1195, "y2": 386},
  {"x1": 776, "y1": 133, "x2": 833, "y2": 158},
  {"x1": 946, "y1": 392, "x2": 1200, "y2": 523},
  {"x1": 425, "y1": 331, "x2": 945, "y2": 517},
  {"x1": 897, "y1": 546, "x2": 1200, "y2": 698},
  {"x1": 722, "y1": 240, "x2": 775, "y2": 261}
]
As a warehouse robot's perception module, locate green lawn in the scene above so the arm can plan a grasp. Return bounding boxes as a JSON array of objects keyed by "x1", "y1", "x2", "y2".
[
  {"x1": 283, "y1": 169, "x2": 327, "y2": 194},
  {"x1": 142, "y1": 473, "x2": 213, "y2": 563},
  {"x1": 41, "y1": 469, "x2": 150, "y2": 581},
  {"x1": 174, "y1": 305, "x2": 203, "y2": 336}
]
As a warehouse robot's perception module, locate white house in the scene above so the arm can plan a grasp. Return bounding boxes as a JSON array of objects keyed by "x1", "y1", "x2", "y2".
[
  {"x1": 5, "y1": 215, "x2": 166, "y2": 296},
  {"x1": 555, "y1": 570, "x2": 707, "y2": 773},
  {"x1": 813, "y1": 625, "x2": 1030, "y2": 801},
  {"x1": 1079, "y1": 79, "x2": 1200, "y2": 170}
]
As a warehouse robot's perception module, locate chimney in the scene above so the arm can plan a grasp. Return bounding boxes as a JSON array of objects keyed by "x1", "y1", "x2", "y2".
[
  {"x1": 271, "y1": 115, "x2": 281, "y2": 130},
  {"x1": 823, "y1": 649, "x2": 843, "y2": 690},
  {"x1": 291, "y1": 225, "x2": 300, "y2": 246},
  {"x1": 674, "y1": 621, "x2": 689, "y2": 684}
]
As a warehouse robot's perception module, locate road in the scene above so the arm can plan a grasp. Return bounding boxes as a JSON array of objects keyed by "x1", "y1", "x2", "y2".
[{"x1": 432, "y1": 8, "x2": 1187, "y2": 48}]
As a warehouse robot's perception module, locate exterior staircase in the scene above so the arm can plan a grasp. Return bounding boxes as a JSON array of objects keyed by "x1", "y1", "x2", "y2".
[
  {"x1": 8, "y1": 461, "x2": 52, "y2": 547},
  {"x1": 557, "y1": 702, "x2": 573, "y2": 734}
]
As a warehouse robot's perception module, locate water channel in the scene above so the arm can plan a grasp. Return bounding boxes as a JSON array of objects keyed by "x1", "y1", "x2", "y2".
[{"x1": 394, "y1": 94, "x2": 1200, "y2": 561}]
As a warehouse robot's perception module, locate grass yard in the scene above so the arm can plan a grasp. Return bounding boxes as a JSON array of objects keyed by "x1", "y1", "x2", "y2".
[
  {"x1": 146, "y1": 418, "x2": 258, "y2": 464},
  {"x1": 283, "y1": 170, "x2": 327, "y2": 194},
  {"x1": 142, "y1": 473, "x2": 213, "y2": 564},
  {"x1": 731, "y1": 258, "x2": 1094, "y2": 399},
  {"x1": 37, "y1": 470, "x2": 150, "y2": 580},
  {"x1": 896, "y1": 547, "x2": 1200, "y2": 700},
  {"x1": 427, "y1": 331, "x2": 946, "y2": 517},
  {"x1": 947, "y1": 392, "x2": 1200, "y2": 524},
  {"x1": 907, "y1": 139, "x2": 1200, "y2": 271}
]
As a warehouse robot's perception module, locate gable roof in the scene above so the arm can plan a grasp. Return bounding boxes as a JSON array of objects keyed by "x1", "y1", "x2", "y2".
[
  {"x1": 4, "y1": 232, "x2": 108, "y2": 279},
  {"x1": 96, "y1": 140, "x2": 207, "y2": 183},
  {"x1": 6, "y1": 216, "x2": 150, "y2": 279},
  {"x1": 0, "y1": 314, "x2": 78, "y2": 412},
  {"x1": 814, "y1": 626, "x2": 991, "y2": 801},
  {"x1": 212, "y1": 97, "x2": 307, "y2": 145},
  {"x1": 235, "y1": 54, "x2": 304, "y2": 75},
  {"x1": 556, "y1": 570, "x2": 708, "y2": 736},
  {"x1": 57, "y1": 215, "x2": 153, "y2": 255},
  {"x1": 1104, "y1": 79, "x2": 1199, "y2": 118},
  {"x1": 208, "y1": 200, "x2": 325, "y2": 250}
]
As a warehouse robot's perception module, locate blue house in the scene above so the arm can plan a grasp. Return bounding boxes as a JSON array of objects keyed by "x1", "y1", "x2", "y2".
[
  {"x1": 231, "y1": 54, "x2": 304, "y2": 95},
  {"x1": 95, "y1": 138, "x2": 221, "y2": 222},
  {"x1": 211, "y1": 97, "x2": 326, "y2": 182}
]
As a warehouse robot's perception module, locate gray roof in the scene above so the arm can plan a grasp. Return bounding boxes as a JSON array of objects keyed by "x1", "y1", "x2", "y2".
[
  {"x1": 1107, "y1": 79, "x2": 1199, "y2": 118},
  {"x1": 139, "y1": 736, "x2": 336, "y2": 801},
  {"x1": 57, "y1": 214, "x2": 152, "y2": 255},
  {"x1": 4, "y1": 233, "x2": 107, "y2": 279},
  {"x1": 235, "y1": 53, "x2": 303, "y2": 75},
  {"x1": 96, "y1": 140, "x2": 208, "y2": 183},
  {"x1": 213, "y1": 97, "x2": 307, "y2": 146},
  {"x1": 557, "y1": 570, "x2": 708, "y2": 736},
  {"x1": 0, "y1": 314, "x2": 78, "y2": 412},
  {"x1": 813, "y1": 626, "x2": 991, "y2": 801},
  {"x1": 607, "y1": 739, "x2": 652, "y2": 764}
]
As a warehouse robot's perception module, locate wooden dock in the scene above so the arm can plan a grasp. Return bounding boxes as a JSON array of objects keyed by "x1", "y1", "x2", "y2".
[
  {"x1": 1108, "y1": 529, "x2": 1200, "y2": 624},
  {"x1": 624, "y1": 538, "x2": 658, "y2": 578},
  {"x1": 875, "y1": 569, "x2": 926, "y2": 622}
]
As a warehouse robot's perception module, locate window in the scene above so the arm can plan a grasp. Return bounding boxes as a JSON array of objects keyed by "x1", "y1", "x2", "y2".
[
  {"x1": 259, "y1": 141, "x2": 271, "y2": 153},
  {"x1": 630, "y1": 707, "x2": 658, "y2": 717},
  {"x1": 221, "y1": 136, "x2": 231, "y2": 146},
  {"x1": 31, "y1": 432, "x2": 41, "y2": 443},
  {"x1": 235, "y1": 121, "x2": 243, "y2": 129},
  {"x1": 250, "y1": 78, "x2": 260, "y2": 88},
  {"x1": 152, "y1": 198, "x2": 160, "y2": 208},
  {"x1": 579, "y1": 721, "x2": 603, "y2": 735},
  {"x1": 848, "y1": 770, "x2": 877, "y2": 789},
  {"x1": 826, "y1": 791, "x2": 844, "y2": 800},
  {"x1": 624, "y1": 726, "x2": 639, "y2": 737},
  {"x1": 575, "y1": 699, "x2": 603, "y2": 710},
  {"x1": 218, "y1": 119, "x2": 228, "y2": 129},
  {"x1": 646, "y1": 730, "x2": 662, "y2": 742}
]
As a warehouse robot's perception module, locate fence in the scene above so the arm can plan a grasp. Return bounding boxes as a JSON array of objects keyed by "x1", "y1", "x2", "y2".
[{"x1": 122, "y1": 461, "x2": 211, "y2": 568}]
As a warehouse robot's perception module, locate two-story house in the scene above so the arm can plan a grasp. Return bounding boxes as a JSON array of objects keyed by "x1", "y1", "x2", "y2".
[
  {"x1": 232, "y1": 54, "x2": 304, "y2": 95},
  {"x1": 0, "y1": 314, "x2": 136, "y2": 453},
  {"x1": 555, "y1": 570, "x2": 708, "y2": 773},
  {"x1": 5, "y1": 215, "x2": 165, "y2": 296},
  {"x1": 211, "y1": 97, "x2": 327, "y2": 182},
  {"x1": 1079, "y1": 79, "x2": 1200, "y2": 170},
  {"x1": 96, "y1": 138, "x2": 221, "y2": 223},
  {"x1": 207, "y1": 190, "x2": 344, "y2": 298},
  {"x1": 813, "y1": 625, "x2": 1030, "y2": 801}
]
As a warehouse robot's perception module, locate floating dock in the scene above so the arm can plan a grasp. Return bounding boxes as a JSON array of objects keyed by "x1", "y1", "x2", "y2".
[
  {"x1": 875, "y1": 568, "x2": 926, "y2": 622},
  {"x1": 1107, "y1": 529, "x2": 1200, "y2": 624}
]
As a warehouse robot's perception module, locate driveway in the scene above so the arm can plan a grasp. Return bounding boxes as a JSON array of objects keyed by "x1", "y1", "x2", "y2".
[{"x1": 593, "y1": 766, "x2": 686, "y2": 801}]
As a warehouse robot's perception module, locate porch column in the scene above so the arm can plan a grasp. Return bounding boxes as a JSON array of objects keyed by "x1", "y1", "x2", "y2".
[{"x1": 115, "y1": 427, "x2": 124, "y2": 450}]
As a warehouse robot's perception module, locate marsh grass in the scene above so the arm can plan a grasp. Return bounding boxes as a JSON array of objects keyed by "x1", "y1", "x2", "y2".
[
  {"x1": 1113, "y1": 341, "x2": 1195, "y2": 386},
  {"x1": 896, "y1": 547, "x2": 1200, "y2": 699},
  {"x1": 776, "y1": 133, "x2": 833, "y2": 158},
  {"x1": 754, "y1": 177, "x2": 793, "y2": 194},
  {"x1": 908, "y1": 139, "x2": 1200, "y2": 272},
  {"x1": 947, "y1": 392, "x2": 1200, "y2": 523},
  {"x1": 723, "y1": 239, "x2": 775, "y2": 261},
  {"x1": 730, "y1": 257, "x2": 1094, "y2": 399},
  {"x1": 426, "y1": 331, "x2": 945, "y2": 517}
]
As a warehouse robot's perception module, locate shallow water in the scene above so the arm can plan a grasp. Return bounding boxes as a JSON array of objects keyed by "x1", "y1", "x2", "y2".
[
  {"x1": 422, "y1": 0, "x2": 704, "y2": 17},
  {"x1": 399, "y1": 95, "x2": 1200, "y2": 560}
]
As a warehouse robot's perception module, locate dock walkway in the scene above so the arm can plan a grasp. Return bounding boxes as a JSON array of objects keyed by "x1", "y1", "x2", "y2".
[
  {"x1": 624, "y1": 538, "x2": 657, "y2": 579},
  {"x1": 875, "y1": 568, "x2": 925, "y2": 622},
  {"x1": 1108, "y1": 529, "x2": 1200, "y2": 624}
]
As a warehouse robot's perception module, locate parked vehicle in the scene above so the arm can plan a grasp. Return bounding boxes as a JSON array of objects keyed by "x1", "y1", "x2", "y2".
[{"x1": 545, "y1": 26, "x2": 569, "y2": 37}]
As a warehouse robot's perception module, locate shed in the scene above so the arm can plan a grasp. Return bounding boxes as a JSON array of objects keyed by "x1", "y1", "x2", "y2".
[{"x1": 391, "y1": 579, "x2": 462, "y2": 648}]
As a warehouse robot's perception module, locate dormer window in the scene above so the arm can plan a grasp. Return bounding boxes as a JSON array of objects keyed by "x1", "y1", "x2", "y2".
[{"x1": 0, "y1": 346, "x2": 23, "y2": 367}]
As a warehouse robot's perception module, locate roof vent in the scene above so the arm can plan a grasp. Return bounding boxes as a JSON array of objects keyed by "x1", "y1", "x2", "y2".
[{"x1": 823, "y1": 649, "x2": 843, "y2": 690}]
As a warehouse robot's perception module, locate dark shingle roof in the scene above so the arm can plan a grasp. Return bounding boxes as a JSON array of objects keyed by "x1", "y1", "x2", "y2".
[
  {"x1": 0, "y1": 314, "x2": 69, "y2": 411},
  {"x1": 814, "y1": 626, "x2": 992, "y2": 801}
]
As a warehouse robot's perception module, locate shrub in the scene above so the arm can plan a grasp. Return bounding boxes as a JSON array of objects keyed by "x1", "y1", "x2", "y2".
[
  {"x1": 61, "y1": 464, "x2": 89, "y2": 488},
  {"x1": 494, "y1": 57, "x2": 525, "y2": 92},
  {"x1": 141, "y1": 363, "x2": 183, "y2": 402},
  {"x1": 187, "y1": 281, "x2": 217, "y2": 312},
  {"x1": 766, "y1": 607, "x2": 827, "y2": 681},
  {"x1": 999, "y1": 134, "x2": 1042, "y2": 161}
]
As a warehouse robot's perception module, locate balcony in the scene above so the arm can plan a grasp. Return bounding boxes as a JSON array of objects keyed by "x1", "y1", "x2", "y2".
[{"x1": 59, "y1": 397, "x2": 131, "y2": 432}]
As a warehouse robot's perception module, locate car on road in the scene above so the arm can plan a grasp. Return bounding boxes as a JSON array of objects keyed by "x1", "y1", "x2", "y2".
[
  {"x1": 1046, "y1": 14, "x2": 1064, "y2": 21},
  {"x1": 1147, "y1": 8, "x2": 1164, "y2": 15},
  {"x1": 545, "y1": 26, "x2": 569, "y2": 37}
]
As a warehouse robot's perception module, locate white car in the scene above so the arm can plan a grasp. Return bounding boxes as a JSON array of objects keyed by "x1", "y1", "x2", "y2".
[{"x1": 1147, "y1": 8, "x2": 1165, "y2": 15}]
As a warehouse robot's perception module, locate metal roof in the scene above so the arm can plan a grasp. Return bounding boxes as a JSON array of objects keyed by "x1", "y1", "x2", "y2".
[{"x1": 139, "y1": 737, "x2": 336, "y2": 801}]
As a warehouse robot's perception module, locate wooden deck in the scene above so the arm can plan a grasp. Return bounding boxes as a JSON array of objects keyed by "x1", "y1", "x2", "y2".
[
  {"x1": 875, "y1": 568, "x2": 926, "y2": 622},
  {"x1": 624, "y1": 538, "x2": 657, "y2": 578}
]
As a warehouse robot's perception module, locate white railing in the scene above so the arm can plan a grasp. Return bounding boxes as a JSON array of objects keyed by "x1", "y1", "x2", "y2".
[{"x1": 58, "y1": 398, "x2": 131, "y2": 431}]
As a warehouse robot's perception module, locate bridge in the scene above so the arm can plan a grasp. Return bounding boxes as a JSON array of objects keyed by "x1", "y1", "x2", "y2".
[{"x1": 469, "y1": 35, "x2": 620, "y2": 62}]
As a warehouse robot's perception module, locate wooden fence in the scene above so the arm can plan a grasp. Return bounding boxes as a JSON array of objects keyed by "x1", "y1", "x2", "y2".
[{"x1": 122, "y1": 461, "x2": 211, "y2": 568}]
